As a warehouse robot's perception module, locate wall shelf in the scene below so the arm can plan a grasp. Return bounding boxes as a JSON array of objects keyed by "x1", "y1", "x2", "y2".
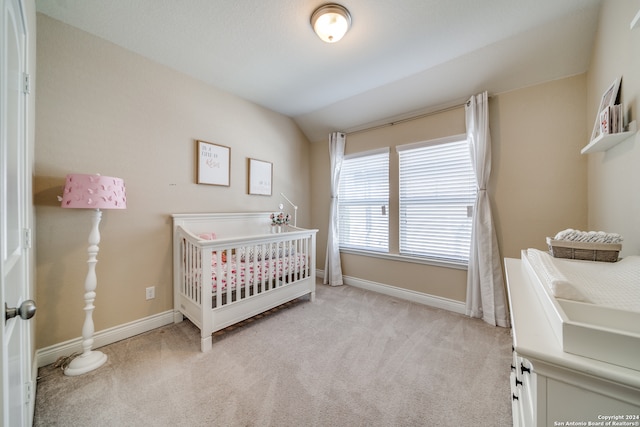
[{"x1": 581, "y1": 125, "x2": 636, "y2": 154}]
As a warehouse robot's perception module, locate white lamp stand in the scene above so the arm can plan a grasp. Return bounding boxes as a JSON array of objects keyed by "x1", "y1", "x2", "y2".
[{"x1": 64, "y1": 209, "x2": 108, "y2": 376}]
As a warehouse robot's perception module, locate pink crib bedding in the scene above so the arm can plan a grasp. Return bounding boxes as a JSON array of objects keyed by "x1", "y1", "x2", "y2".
[{"x1": 210, "y1": 253, "x2": 307, "y2": 293}]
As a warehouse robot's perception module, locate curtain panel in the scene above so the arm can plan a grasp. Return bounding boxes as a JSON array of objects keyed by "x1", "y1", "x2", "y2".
[
  {"x1": 465, "y1": 92, "x2": 509, "y2": 327},
  {"x1": 324, "y1": 132, "x2": 345, "y2": 286}
]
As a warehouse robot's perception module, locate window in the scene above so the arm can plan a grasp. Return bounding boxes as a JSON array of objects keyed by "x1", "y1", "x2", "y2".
[
  {"x1": 338, "y1": 149, "x2": 389, "y2": 252},
  {"x1": 397, "y1": 135, "x2": 476, "y2": 264}
]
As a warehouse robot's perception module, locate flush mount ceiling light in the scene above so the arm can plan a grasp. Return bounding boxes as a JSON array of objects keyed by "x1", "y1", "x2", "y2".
[{"x1": 311, "y1": 3, "x2": 352, "y2": 43}]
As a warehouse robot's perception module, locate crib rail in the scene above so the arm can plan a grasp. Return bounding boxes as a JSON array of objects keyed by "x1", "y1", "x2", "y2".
[{"x1": 175, "y1": 226, "x2": 315, "y2": 311}]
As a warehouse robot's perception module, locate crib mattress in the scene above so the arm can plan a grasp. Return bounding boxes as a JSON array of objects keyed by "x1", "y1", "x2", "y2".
[{"x1": 210, "y1": 254, "x2": 307, "y2": 293}]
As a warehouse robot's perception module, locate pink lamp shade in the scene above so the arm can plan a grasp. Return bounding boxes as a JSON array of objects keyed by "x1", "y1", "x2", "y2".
[{"x1": 60, "y1": 174, "x2": 127, "y2": 209}]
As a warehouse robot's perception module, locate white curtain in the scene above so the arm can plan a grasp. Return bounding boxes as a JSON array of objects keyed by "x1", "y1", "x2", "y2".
[
  {"x1": 465, "y1": 92, "x2": 509, "y2": 327},
  {"x1": 324, "y1": 132, "x2": 345, "y2": 286}
]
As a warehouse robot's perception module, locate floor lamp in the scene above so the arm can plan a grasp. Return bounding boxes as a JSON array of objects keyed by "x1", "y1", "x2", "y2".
[{"x1": 60, "y1": 173, "x2": 126, "y2": 376}]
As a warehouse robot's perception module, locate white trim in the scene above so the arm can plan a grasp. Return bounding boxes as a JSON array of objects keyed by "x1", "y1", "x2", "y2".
[
  {"x1": 316, "y1": 269, "x2": 465, "y2": 315},
  {"x1": 29, "y1": 362, "x2": 37, "y2": 423},
  {"x1": 35, "y1": 273, "x2": 466, "y2": 369},
  {"x1": 35, "y1": 310, "x2": 174, "y2": 368}
]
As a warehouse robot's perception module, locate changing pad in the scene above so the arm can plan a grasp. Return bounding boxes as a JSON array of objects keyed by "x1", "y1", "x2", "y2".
[{"x1": 526, "y1": 249, "x2": 640, "y2": 312}]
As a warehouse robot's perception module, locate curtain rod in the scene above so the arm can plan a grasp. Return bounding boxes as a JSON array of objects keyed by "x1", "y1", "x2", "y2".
[{"x1": 345, "y1": 101, "x2": 467, "y2": 136}]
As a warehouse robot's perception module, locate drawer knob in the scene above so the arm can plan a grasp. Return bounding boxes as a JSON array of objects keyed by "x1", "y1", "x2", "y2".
[
  {"x1": 512, "y1": 393, "x2": 519, "y2": 401},
  {"x1": 521, "y1": 364, "x2": 531, "y2": 375}
]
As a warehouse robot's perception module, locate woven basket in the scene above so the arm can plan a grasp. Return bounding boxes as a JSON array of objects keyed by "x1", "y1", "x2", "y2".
[{"x1": 546, "y1": 237, "x2": 620, "y2": 262}]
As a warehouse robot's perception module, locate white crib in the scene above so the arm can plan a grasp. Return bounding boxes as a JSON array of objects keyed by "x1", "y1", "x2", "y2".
[{"x1": 172, "y1": 212, "x2": 317, "y2": 352}]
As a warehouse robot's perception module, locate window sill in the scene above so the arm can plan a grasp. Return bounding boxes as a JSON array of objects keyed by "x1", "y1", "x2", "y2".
[{"x1": 339, "y1": 248, "x2": 468, "y2": 271}]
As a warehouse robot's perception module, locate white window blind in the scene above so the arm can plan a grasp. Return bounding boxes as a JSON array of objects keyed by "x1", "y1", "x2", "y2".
[
  {"x1": 338, "y1": 149, "x2": 389, "y2": 252},
  {"x1": 397, "y1": 135, "x2": 476, "y2": 264}
]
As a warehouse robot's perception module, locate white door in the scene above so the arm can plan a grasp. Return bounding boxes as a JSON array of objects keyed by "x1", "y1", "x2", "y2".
[{"x1": 1, "y1": 0, "x2": 35, "y2": 426}]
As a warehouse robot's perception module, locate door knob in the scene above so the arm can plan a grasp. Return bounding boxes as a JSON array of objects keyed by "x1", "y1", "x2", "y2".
[{"x1": 5, "y1": 300, "x2": 37, "y2": 321}]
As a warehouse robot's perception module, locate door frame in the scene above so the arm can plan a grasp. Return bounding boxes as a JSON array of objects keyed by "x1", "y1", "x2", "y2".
[{"x1": 0, "y1": 0, "x2": 36, "y2": 424}]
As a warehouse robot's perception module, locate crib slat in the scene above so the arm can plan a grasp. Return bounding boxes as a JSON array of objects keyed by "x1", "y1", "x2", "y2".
[
  {"x1": 292, "y1": 238, "x2": 297, "y2": 281},
  {"x1": 186, "y1": 240, "x2": 192, "y2": 299},
  {"x1": 302, "y1": 237, "x2": 307, "y2": 278},
  {"x1": 183, "y1": 239, "x2": 189, "y2": 299},
  {"x1": 298, "y1": 237, "x2": 302, "y2": 279},
  {"x1": 215, "y1": 250, "x2": 222, "y2": 308},
  {"x1": 244, "y1": 244, "x2": 250, "y2": 299},
  {"x1": 235, "y1": 246, "x2": 240, "y2": 301},
  {"x1": 182, "y1": 239, "x2": 194, "y2": 299},
  {"x1": 282, "y1": 239, "x2": 287, "y2": 285},
  {"x1": 196, "y1": 244, "x2": 201, "y2": 303},
  {"x1": 188, "y1": 242, "x2": 194, "y2": 301},
  {"x1": 283, "y1": 239, "x2": 289, "y2": 285},
  {"x1": 293, "y1": 238, "x2": 298, "y2": 281},
  {"x1": 276, "y1": 240, "x2": 283, "y2": 287},
  {"x1": 249, "y1": 243, "x2": 254, "y2": 297},
  {"x1": 226, "y1": 248, "x2": 233, "y2": 304},
  {"x1": 303, "y1": 236, "x2": 309, "y2": 277},
  {"x1": 251, "y1": 243, "x2": 259, "y2": 297},
  {"x1": 286, "y1": 239, "x2": 291, "y2": 283},
  {"x1": 258, "y1": 244, "x2": 263, "y2": 293},
  {"x1": 182, "y1": 239, "x2": 188, "y2": 299},
  {"x1": 268, "y1": 241, "x2": 273, "y2": 290}
]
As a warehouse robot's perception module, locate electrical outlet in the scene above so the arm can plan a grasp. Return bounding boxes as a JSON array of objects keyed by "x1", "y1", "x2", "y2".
[{"x1": 145, "y1": 286, "x2": 155, "y2": 300}]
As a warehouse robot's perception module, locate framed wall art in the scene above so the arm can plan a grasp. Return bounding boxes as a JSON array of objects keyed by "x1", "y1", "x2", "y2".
[
  {"x1": 590, "y1": 77, "x2": 621, "y2": 141},
  {"x1": 248, "y1": 158, "x2": 272, "y2": 196},
  {"x1": 197, "y1": 140, "x2": 230, "y2": 186}
]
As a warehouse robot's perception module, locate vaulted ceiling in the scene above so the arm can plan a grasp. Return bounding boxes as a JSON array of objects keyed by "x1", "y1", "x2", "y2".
[{"x1": 36, "y1": 0, "x2": 602, "y2": 141}]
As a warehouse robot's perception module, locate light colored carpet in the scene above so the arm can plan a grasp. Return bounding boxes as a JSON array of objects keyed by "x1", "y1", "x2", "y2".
[{"x1": 34, "y1": 282, "x2": 513, "y2": 426}]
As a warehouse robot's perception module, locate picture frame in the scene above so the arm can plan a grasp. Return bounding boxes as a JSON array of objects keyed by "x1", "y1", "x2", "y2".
[
  {"x1": 590, "y1": 77, "x2": 621, "y2": 141},
  {"x1": 248, "y1": 158, "x2": 272, "y2": 196},
  {"x1": 197, "y1": 140, "x2": 230, "y2": 186}
]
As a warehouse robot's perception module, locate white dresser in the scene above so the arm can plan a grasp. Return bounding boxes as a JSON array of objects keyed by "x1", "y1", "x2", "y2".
[{"x1": 505, "y1": 257, "x2": 640, "y2": 426}]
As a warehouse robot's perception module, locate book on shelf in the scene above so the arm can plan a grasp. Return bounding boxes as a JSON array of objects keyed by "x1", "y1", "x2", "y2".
[{"x1": 599, "y1": 104, "x2": 624, "y2": 135}]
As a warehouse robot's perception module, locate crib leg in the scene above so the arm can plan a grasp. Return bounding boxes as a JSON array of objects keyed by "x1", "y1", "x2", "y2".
[
  {"x1": 201, "y1": 335, "x2": 212, "y2": 352},
  {"x1": 173, "y1": 311, "x2": 184, "y2": 324},
  {"x1": 310, "y1": 291, "x2": 316, "y2": 302}
]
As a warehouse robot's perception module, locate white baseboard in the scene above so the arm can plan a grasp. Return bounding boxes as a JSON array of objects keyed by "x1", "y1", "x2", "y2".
[
  {"x1": 316, "y1": 269, "x2": 466, "y2": 315},
  {"x1": 35, "y1": 310, "x2": 174, "y2": 368},
  {"x1": 36, "y1": 273, "x2": 465, "y2": 368}
]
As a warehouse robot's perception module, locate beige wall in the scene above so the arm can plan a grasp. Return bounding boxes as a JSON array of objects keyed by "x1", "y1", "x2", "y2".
[
  {"x1": 491, "y1": 76, "x2": 589, "y2": 258},
  {"x1": 586, "y1": 0, "x2": 640, "y2": 257},
  {"x1": 310, "y1": 75, "x2": 588, "y2": 302},
  {"x1": 34, "y1": 15, "x2": 311, "y2": 349},
  {"x1": 37, "y1": 1, "x2": 628, "y2": 349}
]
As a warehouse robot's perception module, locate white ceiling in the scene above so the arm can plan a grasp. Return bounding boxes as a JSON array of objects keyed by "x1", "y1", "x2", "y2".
[{"x1": 35, "y1": 0, "x2": 602, "y2": 142}]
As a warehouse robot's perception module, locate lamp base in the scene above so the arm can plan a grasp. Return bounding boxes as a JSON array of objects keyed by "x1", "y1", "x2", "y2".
[{"x1": 64, "y1": 350, "x2": 107, "y2": 376}]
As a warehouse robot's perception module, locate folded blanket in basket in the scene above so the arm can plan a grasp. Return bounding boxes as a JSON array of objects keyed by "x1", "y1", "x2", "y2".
[{"x1": 553, "y1": 229, "x2": 623, "y2": 244}]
